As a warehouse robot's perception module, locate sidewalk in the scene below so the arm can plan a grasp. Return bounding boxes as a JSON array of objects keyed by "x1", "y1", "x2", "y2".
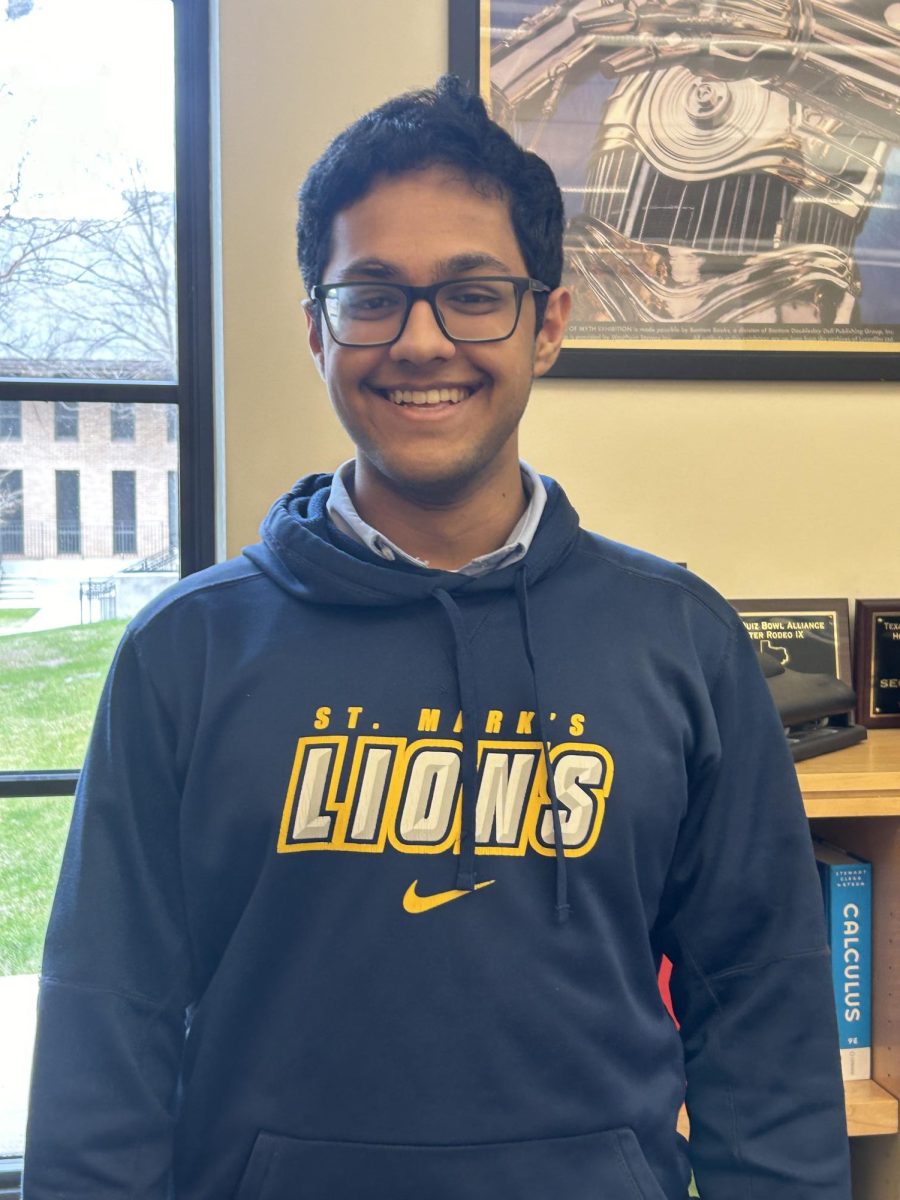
[
  {"x1": 0, "y1": 973, "x2": 37, "y2": 1155},
  {"x1": 0, "y1": 593, "x2": 81, "y2": 634}
]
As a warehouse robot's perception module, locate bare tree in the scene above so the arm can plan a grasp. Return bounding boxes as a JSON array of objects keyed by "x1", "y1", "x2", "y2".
[
  {"x1": 63, "y1": 170, "x2": 177, "y2": 373},
  {"x1": 0, "y1": 164, "x2": 176, "y2": 378},
  {"x1": 0, "y1": 129, "x2": 89, "y2": 360}
]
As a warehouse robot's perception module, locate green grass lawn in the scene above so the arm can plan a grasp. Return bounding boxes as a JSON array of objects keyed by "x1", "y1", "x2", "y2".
[
  {"x1": 0, "y1": 608, "x2": 38, "y2": 631},
  {"x1": 0, "y1": 795, "x2": 73, "y2": 975},
  {"x1": 0, "y1": 619, "x2": 126, "y2": 974},
  {"x1": 0, "y1": 619, "x2": 127, "y2": 771}
]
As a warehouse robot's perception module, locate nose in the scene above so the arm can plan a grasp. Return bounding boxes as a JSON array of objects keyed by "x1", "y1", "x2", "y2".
[{"x1": 389, "y1": 297, "x2": 456, "y2": 364}]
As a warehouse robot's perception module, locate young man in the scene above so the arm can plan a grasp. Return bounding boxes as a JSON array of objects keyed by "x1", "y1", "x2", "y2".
[{"x1": 25, "y1": 78, "x2": 850, "y2": 1199}]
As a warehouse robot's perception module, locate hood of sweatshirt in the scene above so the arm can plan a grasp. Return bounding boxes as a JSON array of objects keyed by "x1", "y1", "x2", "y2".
[
  {"x1": 243, "y1": 471, "x2": 581, "y2": 608},
  {"x1": 245, "y1": 471, "x2": 583, "y2": 919}
]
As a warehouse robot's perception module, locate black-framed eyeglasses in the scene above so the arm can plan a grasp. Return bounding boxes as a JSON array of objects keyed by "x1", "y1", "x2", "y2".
[{"x1": 309, "y1": 276, "x2": 551, "y2": 347}]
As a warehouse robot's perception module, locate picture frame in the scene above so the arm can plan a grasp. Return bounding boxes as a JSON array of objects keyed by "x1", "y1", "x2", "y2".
[
  {"x1": 853, "y1": 600, "x2": 900, "y2": 729},
  {"x1": 449, "y1": 0, "x2": 900, "y2": 381},
  {"x1": 728, "y1": 599, "x2": 853, "y2": 684}
]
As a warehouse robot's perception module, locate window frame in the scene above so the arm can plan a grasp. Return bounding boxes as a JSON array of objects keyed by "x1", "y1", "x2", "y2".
[
  {"x1": 0, "y1": 0, "x2": 213, "y2": 805},
  {"x1": 0, "y1": 1, "x2": 213, "y2": 1185}
]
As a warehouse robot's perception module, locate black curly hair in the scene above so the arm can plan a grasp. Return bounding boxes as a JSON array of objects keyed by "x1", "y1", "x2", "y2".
[{"x1": 297, "y1": 75, "x2": 564, "y2": 332}]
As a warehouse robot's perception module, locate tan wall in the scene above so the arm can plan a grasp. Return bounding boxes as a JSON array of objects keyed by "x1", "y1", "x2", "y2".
[{"x1": 215, "y1": 0, "x2": 900, "y2": 604}]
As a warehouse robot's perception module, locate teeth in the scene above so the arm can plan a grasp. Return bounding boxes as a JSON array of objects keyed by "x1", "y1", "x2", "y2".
[{"x1": 384, "y1": 386, "x2": 472, "y2": 406}]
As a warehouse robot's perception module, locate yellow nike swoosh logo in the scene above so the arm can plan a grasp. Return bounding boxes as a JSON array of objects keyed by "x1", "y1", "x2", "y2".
[{"x1": 402, "y1": 879, "x2": 495, "y2": 914}]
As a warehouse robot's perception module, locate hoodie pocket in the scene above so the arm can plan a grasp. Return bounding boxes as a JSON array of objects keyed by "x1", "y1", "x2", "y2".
[{"x1": 233, "y1": 1126, "x2": 668, "y2": 1200}]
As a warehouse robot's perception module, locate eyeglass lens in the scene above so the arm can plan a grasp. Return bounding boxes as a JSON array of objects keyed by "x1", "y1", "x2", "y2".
[{"x1": 322, "y1": 280, "x2": 522, "y2": 345}]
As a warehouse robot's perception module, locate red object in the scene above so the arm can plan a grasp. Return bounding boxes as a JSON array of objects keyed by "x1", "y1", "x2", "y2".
[{"x1": 658, "y1": 956, "x2": 679, "y2": 1028}]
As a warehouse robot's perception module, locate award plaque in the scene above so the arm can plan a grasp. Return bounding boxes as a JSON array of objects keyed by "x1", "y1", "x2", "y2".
[
  {"x1": 853, "y1": 600, "x2": 900, "y2": 729},
  {"x1": 729, "y1": 599, "x2": 864, "y2": 760},
  {"x1": 729, "y1": 599, "x2": 853, "y2": 683}
]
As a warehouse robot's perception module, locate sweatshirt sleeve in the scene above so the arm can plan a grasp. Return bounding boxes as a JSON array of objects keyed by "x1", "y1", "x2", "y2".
[
  {"x1": 654, "y1": 622, "x2": 851, "y2": 1200},
  {"x1": 23, "y1": 629, "x2": 192, "y2": 1199}
]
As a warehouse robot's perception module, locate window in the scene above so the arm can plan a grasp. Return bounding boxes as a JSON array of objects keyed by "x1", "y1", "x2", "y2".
[
  {"x1": 0, "y1": 469, "x2": 24, "y2": 554},
  {"x1": 168, "y1": 469, "x2": 179, "y2": 551},
  {"x1": 110, "y1": 402, "x2": 136, "y2": 441},
  {"x1": 112, "y1": 470, "x2": 137, "y2": 554},
  {"x1": 0, "y1": 0, "x2": 213, "y2": 1174},
  {"x1": 53, "y1": 401, "x2": 79, "y2": 441},
  {"x1": 0, "y1": 400, "x2": 22, "y2": 439},
  {"x1": 55, "y1": 470, "x2": 81, "y2": 555}
]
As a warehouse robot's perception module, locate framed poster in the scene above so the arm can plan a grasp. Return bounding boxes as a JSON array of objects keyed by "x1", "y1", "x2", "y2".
[
  {"x1": 729, "y1": 599, "x2": 853, "y2": 683},
  {"x1": 853, "y1": 600, "x2": 900, "y2": 728},
  {"x1": 449, "y1": 0, "x2": 900, "y2": 380}
]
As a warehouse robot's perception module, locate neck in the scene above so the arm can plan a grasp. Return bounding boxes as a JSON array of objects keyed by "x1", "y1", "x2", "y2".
[{"x1": 351, "y1": 460, "x2": 528, "y2": 571}]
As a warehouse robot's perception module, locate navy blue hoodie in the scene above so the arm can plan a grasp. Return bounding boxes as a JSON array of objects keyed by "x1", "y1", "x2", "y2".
[{"x1": 25, "y1": 474, "x2": 850, "y2": 1199}]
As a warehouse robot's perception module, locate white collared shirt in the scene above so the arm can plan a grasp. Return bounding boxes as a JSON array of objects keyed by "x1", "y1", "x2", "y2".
[{"x1": 326, "y1": 460, "x2": 547, "y2": 577}]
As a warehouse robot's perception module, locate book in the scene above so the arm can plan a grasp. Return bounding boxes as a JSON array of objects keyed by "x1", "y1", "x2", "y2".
[{"x1": 814, "y1": 840, "x2": 872, "y2": 1081}]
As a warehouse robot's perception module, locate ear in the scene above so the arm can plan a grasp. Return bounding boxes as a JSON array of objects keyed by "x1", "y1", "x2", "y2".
[
  {"x1": 304, "y1": 301, "x2": 326, "y2": 380},
  {"x1": 532, "y1": 287, "x2": 571, "y2": 378}
]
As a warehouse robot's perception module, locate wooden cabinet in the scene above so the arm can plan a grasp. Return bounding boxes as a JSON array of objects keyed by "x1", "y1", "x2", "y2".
[{"x1": 799, "y1": 730, "x2": 900, "y2": 1200}]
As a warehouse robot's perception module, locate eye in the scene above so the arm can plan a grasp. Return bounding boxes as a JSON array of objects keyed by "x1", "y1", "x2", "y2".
[
  {"x1": 336, "y1": 286, "x2": 404, "y2": 319},
  {"x1": 440, "y1": 282, "x2": 507, "y2": 313}
]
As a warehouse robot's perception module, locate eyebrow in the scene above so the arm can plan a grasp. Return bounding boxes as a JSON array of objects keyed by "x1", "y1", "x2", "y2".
[
  {"x1": 332, "y1": 252, "x2": 517, "y2": 283},
  {"x1": 333, "y1": 258, "x2": 399, "y2": 281},
  {"x1": 437, "y1": 252, "x2": 516, "y2": 276}
]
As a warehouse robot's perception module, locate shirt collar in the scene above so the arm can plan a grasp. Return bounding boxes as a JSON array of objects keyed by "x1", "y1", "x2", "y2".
[{"x1": 326, "y1": 459, "x2": 547, "y2": 576}]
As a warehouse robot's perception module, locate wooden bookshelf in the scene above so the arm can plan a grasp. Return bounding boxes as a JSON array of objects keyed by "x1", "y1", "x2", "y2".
[
  {"x1": 845, "y1": 1079, "x2": 899, "y2": 1138},
  {"x1": 675, "y1": 1079, "x2": 898, "y2": 1143},
  {"x1": 798, "y1": 730, "x2": 900, "y2": 1199},
  {"x1": 800, "y1": 730, "x2": 900, "y2": 818}
]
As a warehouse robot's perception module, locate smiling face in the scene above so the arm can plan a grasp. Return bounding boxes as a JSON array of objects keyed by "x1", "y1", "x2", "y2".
[{"x1": 306, "y1": 165, "x2": 570, "y2": 510}]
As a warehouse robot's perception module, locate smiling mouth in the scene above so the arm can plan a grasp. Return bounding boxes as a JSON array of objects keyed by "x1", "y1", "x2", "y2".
[{"x1": 372, "y1": 384, "x2": 481, "y2": 407}]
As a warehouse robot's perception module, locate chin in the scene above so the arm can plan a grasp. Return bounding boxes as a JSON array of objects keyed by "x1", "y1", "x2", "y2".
[
  {"x1": 375, "y1": 456, "x2": 488, "y2": 502},
  {"x1": 388, "y1": 469, "x2": 470, "y2": 500}
]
